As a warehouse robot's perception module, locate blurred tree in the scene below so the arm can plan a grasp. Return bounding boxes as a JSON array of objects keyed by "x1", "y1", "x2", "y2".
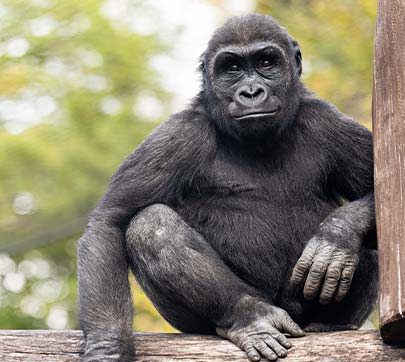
[
  {"x1": 0, "y1": 0, "x2": 174, "y2": 331},
  {"x1": 256, "y1": 0, "x2": 376, "y2": 128}
]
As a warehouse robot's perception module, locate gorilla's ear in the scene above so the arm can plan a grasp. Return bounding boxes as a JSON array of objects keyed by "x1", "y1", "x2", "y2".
[
  {"x1": 198, "y1": 53, "x2": 206, "y2": 74},
  {"x1": 291, "y1": 40, "x2": 302, "y2": 77},
  {"x1": 199, "y1": 52, "x2": 207, "y2": 88}
]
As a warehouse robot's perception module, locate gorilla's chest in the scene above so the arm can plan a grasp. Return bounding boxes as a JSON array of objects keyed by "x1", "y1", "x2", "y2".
[
  {"x1": 176, "y1": 150, "x2": 333, "y2": 292},
  {"x1": 199, "y1": 149, "x2": 321, "y2": 203},
  {"x1": 179, "y1": 148, "x2": 330, "y2": 239}
]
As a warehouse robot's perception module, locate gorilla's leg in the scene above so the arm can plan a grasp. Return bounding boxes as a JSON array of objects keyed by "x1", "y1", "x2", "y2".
[
  {"x1": 304, "y1": 248, "x2": 378, "y2": 332},
  {"x1": 126, "y1": 204, "x2": 306, "y2": 361},
  {"x1": 125, "y1": 203, "x2": 257, "y2": 333}
]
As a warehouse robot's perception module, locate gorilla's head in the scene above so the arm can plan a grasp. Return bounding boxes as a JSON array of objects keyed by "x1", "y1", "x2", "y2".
[{"x1": 200, "y1": 14, "x2": 303, "y2": 140}]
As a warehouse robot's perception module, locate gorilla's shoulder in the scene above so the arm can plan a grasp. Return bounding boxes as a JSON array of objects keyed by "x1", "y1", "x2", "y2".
[
  {"x1": 163, "y1": 100, "x2": 213, "y2": 138},
  {"x1": 297, "y1": 97, "x2": 341, "y2": 122},
  {"x1": 296, "y1": 96, "x2": 371, "y2": 137},
  {"x1": 137, "y1": 102, "x2": 216, "y2": 164}
]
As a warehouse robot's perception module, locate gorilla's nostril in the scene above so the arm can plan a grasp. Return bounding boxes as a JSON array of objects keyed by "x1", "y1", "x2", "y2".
[
  {"x1": 251, "y1": 88, "x2": 264, "y2": 99},
  {"x1": 240, "y1": 90, "x2": 253, "y2": 99}
]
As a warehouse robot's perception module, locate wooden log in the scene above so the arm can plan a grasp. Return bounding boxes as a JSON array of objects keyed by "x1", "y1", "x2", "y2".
[
  {"x1": 0, "y1": 330, "x2": 405, "y2": 361},
  {"x1": 373, "y1": 0, "x2": 405, "y2": 345}
]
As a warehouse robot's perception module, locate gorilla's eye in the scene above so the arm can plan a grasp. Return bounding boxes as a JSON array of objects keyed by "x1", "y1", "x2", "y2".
[
  {"x1": 260, "y1": 58, "x2": 273, "y2": 69},
  {"x1": 227, "y1": 64, "x2": 241, "y2": 73}
]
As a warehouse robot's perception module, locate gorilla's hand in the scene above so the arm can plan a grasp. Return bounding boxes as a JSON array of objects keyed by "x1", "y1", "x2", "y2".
[
  {"x1": 217, "y1": 300, "x2": 305, "y2": 361},
  {"x1": 290, "y1": 237, "x2": 359, "y2": 304},
  {"x1": 82, "y1": 332, "x2": 134, "y2": 362}
]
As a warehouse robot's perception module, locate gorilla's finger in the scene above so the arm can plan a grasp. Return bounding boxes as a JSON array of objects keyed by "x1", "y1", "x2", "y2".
[
  {"x1": 269, "y1": 333, "x2": 291, "y2": 350},
  {"x1": 255, "y1": 339, "x2": 279, "y2": 361},
  {"x1": 335, "y1": 266, "x2": 355, "y2": 302},
  {"x1": 280, "y1": 314, "x2": 305, "y2": 337},
  {"x1": 303, "y1": 259, "x2": 329, "y2": 300},
  {"x1": 243, "y1": 344, "x2": 261, "y2": 362},
  {"x1": 319, "y1": 262, "x2": 342, "y2": 305},
  {"x1": 290, "y1": 245, "x2": 317, "y2": 286},
  {"x1": 263, "y1": 336, "x2": 288, "y2": 357}
]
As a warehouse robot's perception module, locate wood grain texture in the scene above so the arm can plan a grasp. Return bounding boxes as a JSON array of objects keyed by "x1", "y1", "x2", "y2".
[
  {"x1": 373, "y1": 0, "x2": 405, "y2": 344},
  {"x1": 0, "y1": 330, "x2": 405, "y2": 361}
]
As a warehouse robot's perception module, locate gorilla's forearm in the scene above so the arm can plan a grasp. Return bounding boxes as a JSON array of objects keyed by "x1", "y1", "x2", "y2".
[
  {"x1": 317, "y1": 192, "x2": 376, "y2": 250},
  {"x1": 78, "y1": 222, "x2": 134, "y2": 361},
  {"x1": 291, "y1": 192, "x2": 376, "y2": 304}
]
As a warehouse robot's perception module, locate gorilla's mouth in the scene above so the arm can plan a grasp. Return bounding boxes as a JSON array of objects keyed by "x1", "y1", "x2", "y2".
[{"x1": 234, "y1": 109, "x2": 280, "y2": 120}]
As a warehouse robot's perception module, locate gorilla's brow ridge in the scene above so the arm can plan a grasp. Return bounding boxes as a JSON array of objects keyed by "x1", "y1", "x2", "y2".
[{"x1": 209, "y1": 41, "x2": 289, "y2": 73}]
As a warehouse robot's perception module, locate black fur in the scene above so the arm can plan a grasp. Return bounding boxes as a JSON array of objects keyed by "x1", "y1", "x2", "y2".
[{"x1": 78, "y1": 14, "x2": 378, "y2": 362}]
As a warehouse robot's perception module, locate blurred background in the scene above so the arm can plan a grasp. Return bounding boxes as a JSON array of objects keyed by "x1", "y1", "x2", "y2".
[{"x1": 0, "y1": 0, "x2": 376, "y2": 332}]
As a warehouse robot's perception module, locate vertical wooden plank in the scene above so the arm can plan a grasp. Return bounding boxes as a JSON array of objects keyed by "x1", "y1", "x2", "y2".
[{"x1": 373, "y1": 0, "x2": 405, "y2": 345}]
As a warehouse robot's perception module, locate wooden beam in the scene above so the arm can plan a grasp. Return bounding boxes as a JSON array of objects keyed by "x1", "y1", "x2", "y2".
[
  {"x1": 0, "y1": 330, "x2": 405, "y2": 361},
  {"x1": 373, "y1": 0, "x2": 405, "y2": 344}
]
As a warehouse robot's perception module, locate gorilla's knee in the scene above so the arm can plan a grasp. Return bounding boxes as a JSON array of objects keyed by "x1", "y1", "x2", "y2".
[{"x1": 126, "y1": 204, "x2": 180, "y2": 250}]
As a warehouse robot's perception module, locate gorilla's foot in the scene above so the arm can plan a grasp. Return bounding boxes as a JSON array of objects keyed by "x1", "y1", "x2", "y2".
[{"x1": 304, "y1": 322, "x2": 358, "y2": 332}]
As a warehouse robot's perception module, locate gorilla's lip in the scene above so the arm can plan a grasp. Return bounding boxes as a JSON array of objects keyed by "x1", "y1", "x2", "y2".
[{"x1": 234, "y1": 109, "x2": 279, "y2": 120}]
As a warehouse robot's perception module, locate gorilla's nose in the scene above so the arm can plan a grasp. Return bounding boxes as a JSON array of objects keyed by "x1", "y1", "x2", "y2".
[{"x1": 236, "y1": 85, "x2": 267, "y2": 107}]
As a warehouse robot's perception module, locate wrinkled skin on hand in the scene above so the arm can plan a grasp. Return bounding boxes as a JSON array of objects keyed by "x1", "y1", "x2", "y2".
[
  {"x1": 290, "y1": 235, "x2": 360, "y2": 305},
  {"x1": 217, "y1": 298, "x2": 305, "y2": 361}
]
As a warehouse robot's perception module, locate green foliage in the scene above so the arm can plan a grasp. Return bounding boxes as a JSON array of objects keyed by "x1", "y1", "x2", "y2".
[
  {"x1": 256, "y1": 0, "x2": 376, "y2": 129},
  {"x1": 0, "y1": 0, "x2": 170, "y2": 330}
]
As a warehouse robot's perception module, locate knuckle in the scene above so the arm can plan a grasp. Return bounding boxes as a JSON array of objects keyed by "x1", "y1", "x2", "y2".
[
  {"x1": 341, "y1": 268, "x2": 354, "y2": 279},
  {"x1": 321, "y1": 284, "x2": 336, "y2": 296},
  {"x1": 239, "y1": 335, "x2": 253, "y2": 348},
  {"x1": 323, "y1": 278, "x2": 339, "y2": 290},
  {"x1": 340, "y1": 275, "x2": 353, "y2": 286},
  {"x1": 339, "y1": 280, "x2": 351, "y2": 289},
  {"x1": 304, "y1": 283, "x2": 318, "y2": 295},
  {"x1": 324, "y1": 275, "x2": 338, "y2": 285},
  {"x1": 336, "y1": 281, "x2": 351, "y2": 300},
  {"x1": 296, "y1": 259, "x2": 309, "y2": 271},
  {"x1": 270, "y1": 332, "x2": 282, "y2": 339},
  {"x1": 326, "y1": 265, "x2": 341, "y2": 277},
  {"x1": 303, "y1": 286, "x2": 315, "y2": 296},
  {"x1": 304, "y1": 277, "x2": 320, "y2": 291},
  {"x1": 340, "y1": 278, "x2": 351, "y2": 287},
  {"x1": 339, "y1": 279, "x2": 351, "y2": 290},
  {"x1": 309, "y1": 265, "x2": 325, "y2": 277},
  {"x1": 291, "y1": 271, "x2": 302, "y2": 282}
]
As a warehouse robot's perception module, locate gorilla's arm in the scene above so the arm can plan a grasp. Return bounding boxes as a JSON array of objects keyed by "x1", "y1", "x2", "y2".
[
  {"x1": 291, "y1": 100, "x2": 375, "y2": 305},
  {"x1": 78, "y1": 110, "x2": 214, "y2": 361}
]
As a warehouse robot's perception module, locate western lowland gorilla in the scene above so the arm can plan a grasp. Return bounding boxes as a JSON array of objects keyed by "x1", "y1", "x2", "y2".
[{"x1": 78, "y1": 14, "x2": 378, "y2": 362}]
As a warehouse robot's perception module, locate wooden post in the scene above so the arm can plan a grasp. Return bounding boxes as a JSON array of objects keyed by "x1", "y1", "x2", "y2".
[{"x1": 373, "y1": 0, "x2": 405, "y2": 345}]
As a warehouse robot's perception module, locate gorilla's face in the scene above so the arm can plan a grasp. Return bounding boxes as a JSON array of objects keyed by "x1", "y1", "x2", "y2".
[
  {"x1": 213, "y1": 42, "x2": 287, "y2": 120},
  {"x1": 202, "y1": 15, "x2": 302, "y2": 140}
]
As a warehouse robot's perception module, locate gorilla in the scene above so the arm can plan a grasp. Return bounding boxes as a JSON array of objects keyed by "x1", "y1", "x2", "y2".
[{"x1": 78, "y1": 14, "x2": 378, "y2": 362}]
